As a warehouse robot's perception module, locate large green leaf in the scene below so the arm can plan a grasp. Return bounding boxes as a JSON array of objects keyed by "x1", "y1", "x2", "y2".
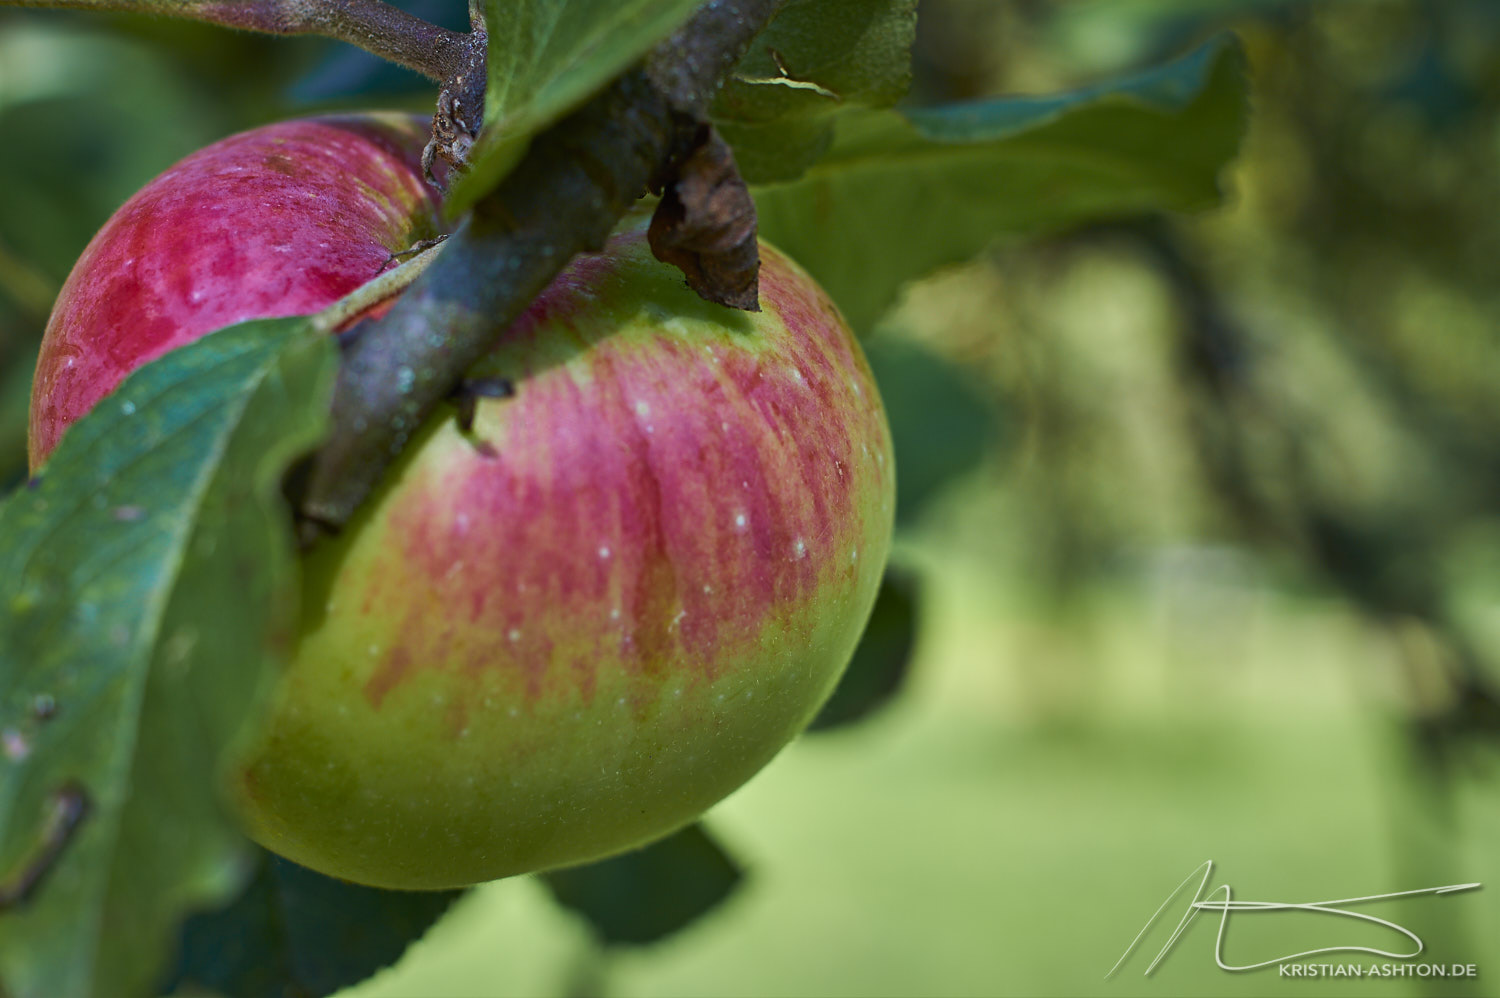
[
  {"x1": 447, "y1": 0, "x2": 704, "y2": 215},
  {"x1": 0, "y1": 318, "x2": 337, "y2": 998},
  {"x1": 166, "y1": 849, "x2": 463, "y2": 998},
  {"x1": 712, "y1": 0, "x2": 918, "y2": 184},
  {"x1": 541, "y1": 823, "x2": 742, "y2": 947},
  {"x1": 754, "y1": 35, "x2": 1249, "y2": 335}
]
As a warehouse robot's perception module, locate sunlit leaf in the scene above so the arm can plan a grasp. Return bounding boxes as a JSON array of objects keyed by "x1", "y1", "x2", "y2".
[
  {"x1": 0, "y1": 318, "x2": 336, "y2": 998},
  {"x1": 713, "y1": 0, "x2": 918, "y2": 183},
  {"x1": 754, "y1": 35, "x2": 1248, "y2": 334}
]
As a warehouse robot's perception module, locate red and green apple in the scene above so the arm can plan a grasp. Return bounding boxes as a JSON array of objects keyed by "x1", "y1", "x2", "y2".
[{"x1": 29, "y1": 115, "x2": 895, "y2": 890}]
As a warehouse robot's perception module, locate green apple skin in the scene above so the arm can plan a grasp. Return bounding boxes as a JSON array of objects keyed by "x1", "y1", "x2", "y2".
[{"x1": 31, "y1": 115, "x2": 895, "y2": 891}]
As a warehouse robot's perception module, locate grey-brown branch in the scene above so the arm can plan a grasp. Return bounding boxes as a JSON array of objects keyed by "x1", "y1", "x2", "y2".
[
  {"x1": 0, "y1": 0, "x2": 469, "y2": 81},
  {"x1": 290, "y1": 0, "x2": 783, "y2": 545}
]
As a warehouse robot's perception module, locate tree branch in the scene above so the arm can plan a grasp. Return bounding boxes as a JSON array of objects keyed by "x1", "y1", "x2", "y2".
[
  {"x1": 290, "y1": 0, "x2": 784, "y2": 544},
  {"x1": 0, "y1": 0, "x2": 468, "y2": 81}
]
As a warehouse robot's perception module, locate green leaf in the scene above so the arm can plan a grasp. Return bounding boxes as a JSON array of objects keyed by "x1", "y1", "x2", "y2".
[
  {"x1": 713, "y1": 0, "x2": 919, "y2": 184},
  {"x1": 448, "y1": 0, "x2": 705, "y2": 215},
  {"x1": 754, "y1": 35, "x2": 1249, "y2": 334},
  {"x1": 863, "y1": 335, "x2": 1002, "y2": 524},
  {"x1": 541, "y1": 823, "x2": 742, "y2": 947},
  {"x1": 0, "y1": 319, "x2": 337, "y2": 998},
  {"x1": 166, "y1": 849, "x2": 463, "y2": 998},
  {"x1": 808, "y1": 568, "x2": 918, "y2": 732}
]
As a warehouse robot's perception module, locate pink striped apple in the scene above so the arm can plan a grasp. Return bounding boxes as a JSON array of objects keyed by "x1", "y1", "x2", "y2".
[{"x1": 29, "y1": 115, "x2": 895, "y2": 890}]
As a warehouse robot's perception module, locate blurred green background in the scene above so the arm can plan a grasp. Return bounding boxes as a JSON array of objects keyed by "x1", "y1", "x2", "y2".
[{"x1": 5, "y1": 1, "x2": 1500, "y2": 995}]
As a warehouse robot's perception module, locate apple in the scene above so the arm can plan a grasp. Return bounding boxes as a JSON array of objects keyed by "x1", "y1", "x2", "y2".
[{"x1": 30, "y1": 115, "x2": 895, "y2": 890}]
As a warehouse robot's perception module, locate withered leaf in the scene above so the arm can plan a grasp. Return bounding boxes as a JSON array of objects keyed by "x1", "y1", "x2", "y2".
[{"x1": 648, "y1": 126, "x2": 760, "y2": 311}]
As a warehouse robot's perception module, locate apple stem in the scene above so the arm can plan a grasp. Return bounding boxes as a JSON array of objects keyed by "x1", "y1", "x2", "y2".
[
  {"x1": 0, "y1": 0, "x2": 470, "y2": 82},
  {"x1": 288, "y1": 0, "x2": 785, "y2": 547}
]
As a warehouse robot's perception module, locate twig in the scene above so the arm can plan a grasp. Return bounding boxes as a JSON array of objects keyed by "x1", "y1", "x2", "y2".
[
  {"x1": 0, "y1": 784, "x2": 90, "y2": 910},
  {"x1": 0, "y1": 0, "x2": 469, "y2": 81},
  {"x1": 290, "y1": 0, "x2": 784, "y2": 545}
]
